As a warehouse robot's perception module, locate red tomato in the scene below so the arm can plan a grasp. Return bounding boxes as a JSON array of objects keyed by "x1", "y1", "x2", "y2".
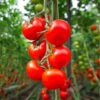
[
  {"x1": 88, "y1": 73, "x2": 93, "y2": 79},
  {"x1": 60, "y1": 81, "x2": 68, "y2": 91},
  {"x1": 66, "y1": 79, "x2": 71, "y2": 88},
  {"x1": 92, "y1": 77, "x2": 97, "y2": 83},
  {"x1": 26, "y1": 60, "x2": 44, "y2": 81},
  {"x1": 41, "y1": 88, "x2": 48, "y2": 95},
  {"x1": 60, "y1": 79, "x2": 71, "y2": 91},
  {"x1": 42, "y1": 69, "x2": 66, "y2": 89},
  {"x1": 0, "y1": 74, "x2": 4, "y2": 79},
  {"x1": 42, "y1": 94, "x2": 49, "y2": 100},
  {"x1": 97, "y1": 58, "x2": 100, "y2": 65},
  {"x1": 98, "y1": 48, "x2": 100, "y2": 53},
  {"x1": 22, "y1": 18, "x2": 45, "y2": 40},
  {"x1": 48, "y1": 46, "x2": 71, "y2": 69},
  {"x1": 90, "y1": 24, "x2": 97, "y2": 31},
  {"x1": 28, "y1": 40, "x2": 46, "y2": 60},
  {"x1": 60, "y1": 91, "x2": 68, "y2": 99},
  {"x1": 88, "y1": 68, "x2": 93, "y2": 73},
  {"x1": 34, "y1": 17, "x2": 46, "y2": 27},
  {"x1": 46, "y1": 19, "x2": 71, "y2": 46}
]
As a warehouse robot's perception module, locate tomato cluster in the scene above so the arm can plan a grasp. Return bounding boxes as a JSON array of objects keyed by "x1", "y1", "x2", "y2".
[
  {"x1": 22, "y1": 16, "x2": 71, "y2": 100},
  {"x1": 87, "y1": 67, "x2": 100, "y2": 83}
]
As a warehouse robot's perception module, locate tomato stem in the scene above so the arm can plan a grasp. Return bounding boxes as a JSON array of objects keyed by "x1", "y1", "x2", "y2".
[
  {"x1": 55, "y1": 90, "x2": 59, "y2": 100},
  {"x1": 44, "y1": 0, "x2": 49, "y2": 28},
  {"x1": 72, "y1": 73, "x2": 81, "y2": 100},
  {"x1": 46, "y1": 41, "x2": 51, "y2": 69},
  {"x1": 52, "y1": 0, "x2": 59, "y2": 19},
  {"x1": 51, "y1": 0, "x2": 54, "y2": 21}
]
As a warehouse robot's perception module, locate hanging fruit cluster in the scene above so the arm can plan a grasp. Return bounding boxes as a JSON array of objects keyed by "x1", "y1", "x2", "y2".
[
  {"x1": 87, "y1": 67, "x2": 100, "y2": 83},
  {"x1": 22, "y1": 16, "x2": 72, "y2": 100},
  {"x1": 22, "y1": 0, "x2": 72, "y2": 99}
]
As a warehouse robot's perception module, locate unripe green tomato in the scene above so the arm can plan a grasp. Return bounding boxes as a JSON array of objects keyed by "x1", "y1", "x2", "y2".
[
  {"x1": 75, "y1": 45, "x2": 80, "y2": 48},
  {"x1": 93, "y1": 30, "x2": 99, "y2": 35},
  {"x1": 95, "y1": 36, "x2": 100, "y2": 41},
  {"x1": 81, "y1": 66, "x2": 85, "y2": 70},
  {"x1": 93, "y1": 39, "x2": 96, "y2": 44},
  {"x1": 46, "y1": 8, "x2": 49, "y2": 14},
  {"x1": 31, "y1": 0, "x2": 39, "y2": 4},
  {"x1": 78, "y1": 56, "x2": 83, "y2": 59},
  {"x1": 84, "y1": 58, "x2": 88, "y2": 61},
  {"x1": 84, "y1": 63, "x2": 88, "y2": 66},
  {"x1": 79, "y1": 61, "x2": 83, "y2": 65},
  {"x1": 73, "y1": 41, "x2": 79, "y2": 45},
  {"x1": 35, "y1": 4, "x2": 43, "y2": 12}
]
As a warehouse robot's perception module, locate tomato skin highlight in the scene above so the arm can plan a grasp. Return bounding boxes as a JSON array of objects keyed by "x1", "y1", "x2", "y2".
[
  {"x1": 26, "y1": 60, "x2": 44, "y2": 81},
  {"x1": 48, "y1": 46, "x2": 71, "y2": 69},
  {"x1": 28, "y1": 40, "x2": 46, "y2": 60},
  {"x1": 46, "y1": 19, "x2": 71, "y2": 46},
  {"x1": 22, "y1": 18, "x2": 45, "y2": 40},
  {"x1": 42, "y1": 69, "x2": 66, "y2": 89}
]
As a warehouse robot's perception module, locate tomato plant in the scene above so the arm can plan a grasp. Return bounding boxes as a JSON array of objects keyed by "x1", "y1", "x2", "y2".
[{"x1": 1, "y1": 0, "x2": 100, "y2": 99}]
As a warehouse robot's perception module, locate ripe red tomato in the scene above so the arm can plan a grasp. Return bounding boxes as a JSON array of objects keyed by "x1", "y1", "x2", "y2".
[
  {"x1": 90, "y1": 24, "x2": 97, "y2": 31},
  {"x1": 88, "y1": 68, "x2": 93, "y2": 73},
  {"x1": 28, "y1": 40, "x2": 46, "y2": 60},
  {"x1": 98, "y1": 48, "x2": 100, "y2": 53},
  {"x1": 41, "y1": 88, "x2": 48, "y2": 95},
  {"x1": 42, "y1": 94, "x2": 49, "y2": 100},
  {"x1": 33, "y1": 17, "x2": 46, "y2": 28},
  {"x1": 87, "y1": 73, "x2": 93, "y2": 79},
  {"x1": 42, "y1": 69, "x2": 66, "y2": 89},
  {"x1": 46, "y1": 19, "x2": 71, "y2": 46},
  {"x1": 22, "y1": 18, "x2": 45, "y2": 40},
  {"x1": 26, "y1": 60, "x2": 44, "y2": 81},
  {"x1": 60, "y1": 81, "x2": 68, "y2": 91},
  {"x1": 48, "y1": 46, "x2": 71, "y2": 69},
  {"x1": 0, "y1": 74, "x2": 4, "y2": 79},
  {"x1": 60, "y1": 79, "x2": 71, "y2": 91},
  {"x1": 97, "y1": 58, "x2": 100, "y2": 65},
  {"x1": 60, "y1": 91, "x2": 68, "y2": 99},
  {"x1": 92, "y1": 77, "x2": 97, "y2": 83},
  {"x1": 66, "y1": 79, "x2": 71, "y2": 88}
]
